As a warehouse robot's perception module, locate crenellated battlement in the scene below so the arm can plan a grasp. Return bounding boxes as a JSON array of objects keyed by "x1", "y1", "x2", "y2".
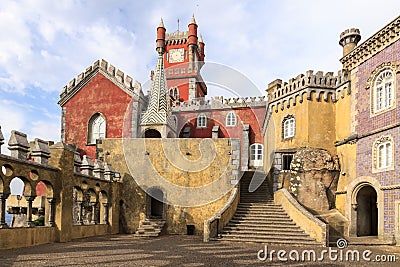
[
  {"x1": 58, "y1": 59, "x2": 142, "y2": 106},
  {"x1": 165, "y1": 31, "x2": 189, "y2": 45},
  {"x1": 171, "y1": 95, "x2": 266, "y2": 112},
  {"x1": 266, "y1": 70, "x2": 349, "y2": 113},
  {"x1": 267, "y1": 70, "x2": 348, "y2": 102}
]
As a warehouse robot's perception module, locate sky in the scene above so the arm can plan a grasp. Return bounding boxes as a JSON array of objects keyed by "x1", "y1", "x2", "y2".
[{"x1": 0, "y1": 0, "x2": 399, "y2": 149}]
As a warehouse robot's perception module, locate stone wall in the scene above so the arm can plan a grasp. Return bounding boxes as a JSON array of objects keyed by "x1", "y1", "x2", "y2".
[{"x1": 98, "y1": 138, "x2": 240, "y2": 235}]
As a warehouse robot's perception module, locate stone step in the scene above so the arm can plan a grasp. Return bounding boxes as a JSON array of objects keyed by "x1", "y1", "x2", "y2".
[
  {"x1": 219, "y1": 233, "x2": 316, "y2": 242},
  {"x1": 221, "y1": 229, "x2": 310, "y2": 237},
  {"x1": 224, "y1": 224, "x2": 301, "y2": 231},
  {"x1": 232, "y1": 214, "x2": 291, "y2": 220},
  {"x1": 227, "y1": 221, "x2": 298, "y2": 227},
  {"x1": 217, "y1": 236, "x2": 320, "y2": 245},
  {"x1": 234, "y1": 211, "x2": 286, "y2": 216},
  {"x1": 229, "y1": 218, "x2": 294, "y2": 224}
]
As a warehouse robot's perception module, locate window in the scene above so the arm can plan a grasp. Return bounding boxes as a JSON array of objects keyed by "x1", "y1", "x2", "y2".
[
  {"x1": 377, "y1": 141, "x2": 392, "y2": 169},
  {"x1": 283, "y1": 115, "x2": 295, "y2": 139},
  {"x1": 226, "y1": 111, "x2": 236, "y2": 127},
  {"x1": 372, "y1": 136, "x2": 394, "y2": 172},
  {"x1": 373, "y1": 69, "x2": 394, "y2": 113},
  {"x1": 250, "y1": 143, "x2": 263, "y2": 167},
  {"x1": 282, "y1": 154, "x2": 293, "y2": 171},
  {"x1": 197, "y1": 113, "x2": 207, "y2": 128},
  {"x1": 88, "y1": 113, "x2": 106, "y2": 144}
]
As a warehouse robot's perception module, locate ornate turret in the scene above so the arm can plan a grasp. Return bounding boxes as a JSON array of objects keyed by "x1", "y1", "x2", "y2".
[
  {"x1": 339, "y1": 28, "x2": 361, "y2": 56},
  {"x1": 140, "y1": 19, "x2": 177, "y2": 138},
  {"x1": 188, "y1": 15, "x2": 198, "y2": 45},
  {"x1": 156, "y1": 18, "x2": 166, "y2": 54}
]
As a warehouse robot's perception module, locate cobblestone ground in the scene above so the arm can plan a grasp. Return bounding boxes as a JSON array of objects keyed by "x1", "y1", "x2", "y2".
[{"x1": 1, "y1": 235, "x2": 400, "y2": 266}]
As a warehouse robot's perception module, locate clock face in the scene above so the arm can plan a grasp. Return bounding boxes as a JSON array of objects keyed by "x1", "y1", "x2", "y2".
[{"x1": 169, "y1": 48, "x2": 184, "y2": 63}]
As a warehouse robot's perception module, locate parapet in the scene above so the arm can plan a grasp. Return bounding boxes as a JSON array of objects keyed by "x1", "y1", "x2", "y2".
[
  {"x1": 58, "y1": 59, "x2": 142, "y2": 106},
  {"x1": 172, "y1": 95, "x2": 267, "y2": 112},
  {"x1": 266, "y1": 70, "x2": 348, "y2": 103},
  {"x1": 0, "y1": 125, "x2": 116, "y2": 182},
  {"x1": 165, "y1": 31, "x2": 189, "y2": 45}
]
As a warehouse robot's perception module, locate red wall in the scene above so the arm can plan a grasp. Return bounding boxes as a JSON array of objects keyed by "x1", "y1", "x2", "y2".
[
  {"x1": 174, "y1": 106, "x2": 266, "y2": 144},
  {"x1": 63, "y1": 73, "x2": 133, "y2": 158}
]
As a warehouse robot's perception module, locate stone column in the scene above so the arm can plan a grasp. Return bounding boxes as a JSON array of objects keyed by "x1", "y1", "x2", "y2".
[
  {"x1": 241, "y1": 124, "x2": 250, "y2": 171},
  {"x1": 102, "y1": 203, "x2": 109, "y2": 225},
  {"x1": 26, "y1": 196, "x2": 36, "y2": 227},
  {"x1": 77, "y1": 201, "x2": 84, "y2": 225},
  {"x1": 0, "y1": 126, "x2": 4, "y2": 153},
  {"x1": 90, "y1": 203, "x2": 97, "y2": 224},
  {"x1": 47, "y1": 198, "x2": 55, "y2": 227},
  {"x1": 0, "y1": 193, "x2": 9, "y2": 228}
]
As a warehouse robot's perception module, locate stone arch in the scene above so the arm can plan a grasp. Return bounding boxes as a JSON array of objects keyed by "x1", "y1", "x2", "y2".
[
  {"x1": 345, "y1": 176, "x2": 383, "y2": 237},
  {"x1": 143, "y1": 128, "x2": 162, "y2": 138},
  {"x1": 146, "y1": 186, "x2": 166, "y2": 219},
  {"x1": 167, "y1": 131, "x2": 175, "y2": 138},
  {"x1": 87, "y1": 112, "x2": 106, "y2": 145}
]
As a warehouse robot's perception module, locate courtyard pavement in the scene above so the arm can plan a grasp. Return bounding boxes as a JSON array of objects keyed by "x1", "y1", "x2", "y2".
[{"x1": 1, "y1": 235, "x2": 400, "y2": 266}]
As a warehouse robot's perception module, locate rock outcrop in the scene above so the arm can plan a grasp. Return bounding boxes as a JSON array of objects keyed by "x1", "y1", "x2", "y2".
[{"x1": 289, "y1": 148, "x2": 340, "y2": 212}]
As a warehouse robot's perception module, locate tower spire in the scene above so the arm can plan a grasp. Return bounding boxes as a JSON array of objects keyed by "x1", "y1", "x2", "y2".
[{"x1": 141, "y1": 19, "x2": 176, "y2": 138}]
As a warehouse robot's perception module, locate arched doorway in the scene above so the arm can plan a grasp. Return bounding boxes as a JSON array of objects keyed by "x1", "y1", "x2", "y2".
[
  {"x1": 356, "y1": 185, "x2": 378, "y2": 236},
  {"x1": 150, "y1": 189, "x2": 164, "y2": 218},
  {"x1": 144, "y1": 129, "x2": 161, "y2": 138}
]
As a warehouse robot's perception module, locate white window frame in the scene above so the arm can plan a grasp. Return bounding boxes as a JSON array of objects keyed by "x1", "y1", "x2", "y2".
[
  {"x1": 283, "y1": 117, "x2": 295, "y2": 139},
  {"x1": 373, "y1": 69, "x2": 394, "y2": 114},
  {"x1": 226, "y1": 111, "x2": 237, "y2": 127},
  {"x1": 197, "y1": 113, "x2": 207, "y2": 128},
  {"x1": 249, "y1": 143, "x2": 263, "y2": 167},
  {"x1": 372, "y1": 136, "x2": 394, "y2": 173},
  {"x1": 377, "y1": 141, "x2": 392, "y2": 169},
  {"x1": 88, "y1": 113, "x2": 106, "y2": 145}
]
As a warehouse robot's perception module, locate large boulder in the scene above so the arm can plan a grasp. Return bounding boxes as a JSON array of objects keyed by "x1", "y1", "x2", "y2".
[{"x1": 289, "y1": 148, "x2": 339, "y2": 212}]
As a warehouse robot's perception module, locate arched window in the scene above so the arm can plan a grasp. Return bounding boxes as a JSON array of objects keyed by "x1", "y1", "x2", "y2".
[
  {"x1": 282, "y1": 115, "x2": 295, "y2": 139},
  {"x1": 372, "y1": 136, "x2": 394, "y2": 172},
  {"x1": 88, "y1": 113, "x2": 106, "y2": 145},
  {"x1": 226, "y1": 111, "x2": 237, "y2": 127},
  {"x1": 373, "y1": 69, "x2": 394, "y2": 113},
  {"x1": 249, "y1": 143, "x2": 263, "y2": 167},
  {"x1": 197, "y1": 113, "x2": 207, "y2": 128}
]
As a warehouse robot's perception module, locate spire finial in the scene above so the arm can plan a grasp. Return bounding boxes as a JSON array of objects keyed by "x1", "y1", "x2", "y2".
[
  {"x1": 190, "y1": 14, "x2": 196, "y2": 25},
  {"x1": 158, "y1": 18, "x2": 165, "y2": 28},
  {"x1": 199, "y1": 34, "x2": 203, "y2": 43}
]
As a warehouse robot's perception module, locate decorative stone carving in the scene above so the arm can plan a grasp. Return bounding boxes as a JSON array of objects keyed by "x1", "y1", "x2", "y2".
[
  {"x1": 81, "y1": 155, "x2": 94, "y2": 176},
  {"x1": 93, "y1": 159, "x2": 105, "y2": 179},
  {"x1": 31, "y1": 138, "x2": 51, "y2": 165},
  {"x1": 8, "y1": 130, "x2": 30, "y2": 160}
]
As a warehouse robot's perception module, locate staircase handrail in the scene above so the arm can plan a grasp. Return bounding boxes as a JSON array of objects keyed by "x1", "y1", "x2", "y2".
[{"x1": 203, "y1": 185, "x2": 239, "y2": 242}]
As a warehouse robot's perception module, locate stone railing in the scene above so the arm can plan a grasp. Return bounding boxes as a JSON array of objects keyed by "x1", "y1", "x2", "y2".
[
  {"x1": 203, "y1": 185, "x2": 239, "y2": 242},
  {"x1": 274, "y1": 189, "x2": 328, "y2": 246},
  {"x1": 172, "y1": 95, "x2": 267, "y2": 112},
  {"x1": 59, "y1": 59, "x2": 142, "y2": 106},
  {"x1": 0, "y1": 125, "x2": 121, "y2": 249}
]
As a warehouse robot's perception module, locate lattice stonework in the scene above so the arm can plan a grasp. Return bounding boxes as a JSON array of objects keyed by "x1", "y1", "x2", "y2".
[{"x1": 372, "y1": 135, "x2": 394, "y2": 173}]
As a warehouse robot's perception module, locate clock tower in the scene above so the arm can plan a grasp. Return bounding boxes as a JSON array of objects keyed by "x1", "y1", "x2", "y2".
[{"x1": 163, "y1": 15, "x2": 207, "y2": 102}]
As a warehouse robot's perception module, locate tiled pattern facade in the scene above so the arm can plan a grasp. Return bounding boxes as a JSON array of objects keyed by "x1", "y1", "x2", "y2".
[{"x1": 355, "y1": 39, "x2": 400, "y2": 236}]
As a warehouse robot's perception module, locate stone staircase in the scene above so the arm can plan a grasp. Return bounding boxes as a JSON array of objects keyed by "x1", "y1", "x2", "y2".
[
  {"x1": 219, "y1": 172, "x2": 320, "y2": 245},
  {"x1": 134, "y1": 218, "x2": 165, "y2": 237}
]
